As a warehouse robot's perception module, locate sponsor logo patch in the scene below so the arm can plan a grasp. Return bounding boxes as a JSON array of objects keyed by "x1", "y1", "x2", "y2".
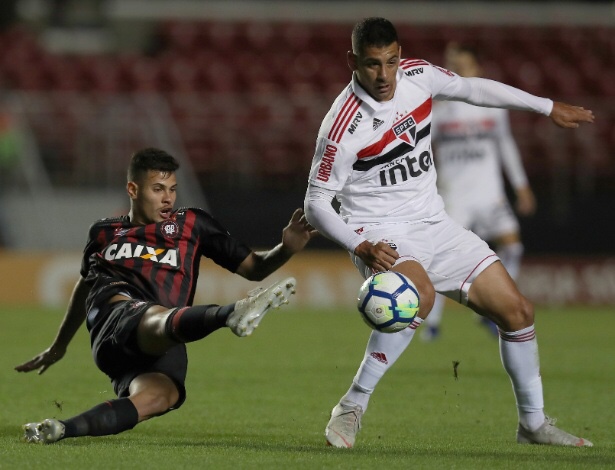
[
  {"x1": 103, "y1": 243, "x2": 180, "y2": 268},
  {"x1": 370, "y1": 351, "x2": 388, "y2": 364},
  {"x1": 373, "y1": 118, "x2": 384, "y2": 130}
]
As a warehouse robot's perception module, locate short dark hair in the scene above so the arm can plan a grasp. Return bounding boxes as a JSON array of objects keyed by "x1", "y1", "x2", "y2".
[
  {"x1": 351, "y1": 17, "x2": 399, "y2": 55},
  {"x1": 128, "y1": 147, "x2": 180, "y2": 183}
]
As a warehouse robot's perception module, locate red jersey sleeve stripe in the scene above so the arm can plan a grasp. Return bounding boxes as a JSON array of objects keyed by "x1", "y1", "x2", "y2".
[
  {"x1": 400, "y1": 59, "x2": 430, "y2": 70},
  {"x1": 328, "y1": 94, "x2": 362, "y2": 143}
]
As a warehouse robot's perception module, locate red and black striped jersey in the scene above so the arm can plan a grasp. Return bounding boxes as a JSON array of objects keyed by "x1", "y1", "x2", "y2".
[{"x1": 81, "y1": 207, "x2": 251, "y2": 308}]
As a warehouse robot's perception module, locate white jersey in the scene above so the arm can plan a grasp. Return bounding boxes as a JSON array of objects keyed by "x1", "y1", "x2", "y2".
[
  {"x1": 432, "y1": 101, "x2": 528, "y2": 207},
  {"x1": 305, "y1": 58, "x2": 552, "y2": 252}
]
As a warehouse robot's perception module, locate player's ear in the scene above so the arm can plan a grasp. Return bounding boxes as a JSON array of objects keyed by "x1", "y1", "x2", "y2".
[
  {"x1": 127, "y1": 181, "x2": 138, "y2": 199},
  {"x1": 347, "y1": 50, "x2": 358, "y2": 71}
]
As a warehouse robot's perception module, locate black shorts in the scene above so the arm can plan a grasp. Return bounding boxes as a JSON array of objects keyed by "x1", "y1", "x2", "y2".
[{"x1": 87, "y1": 299, "x2": 187, "y2": 410}]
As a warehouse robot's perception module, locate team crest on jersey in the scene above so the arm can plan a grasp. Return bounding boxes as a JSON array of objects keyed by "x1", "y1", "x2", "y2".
[
  {"x1": 160, "y1": 220, "x2": 180, "y2": 239},
  {"x1": 393, "y1": 115, "x2": 417, "y2": 145}
]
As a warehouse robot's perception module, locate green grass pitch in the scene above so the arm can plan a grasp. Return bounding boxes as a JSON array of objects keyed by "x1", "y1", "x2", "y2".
[{"x1": 1, "y1": 303, "x2": 614, "y2": 469}]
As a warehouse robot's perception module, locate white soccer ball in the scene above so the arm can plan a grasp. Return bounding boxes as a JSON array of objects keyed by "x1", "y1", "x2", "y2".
[{"x1": 357, "y1": 271, "x2": 420, "y2": 333}]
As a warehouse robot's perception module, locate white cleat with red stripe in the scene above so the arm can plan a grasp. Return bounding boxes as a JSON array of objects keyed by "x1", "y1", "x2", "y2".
[
  {"x1": 325, "y1": 401, "x2": 363, "y2": 448},
  {"x1": 227, "y1": 277, "x2": 296, "y2": 337},
  {"x1": 517, "y1": 417, "x2": 593, "y2": 447}
]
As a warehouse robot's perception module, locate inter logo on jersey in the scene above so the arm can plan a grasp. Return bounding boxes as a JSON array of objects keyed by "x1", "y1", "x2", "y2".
[
  {"x1": 393, "y1": 115, "x2": 417, "y2": 145},
  {"x1": 103, "y1": 243, "x2": 180, "y2": 268}
]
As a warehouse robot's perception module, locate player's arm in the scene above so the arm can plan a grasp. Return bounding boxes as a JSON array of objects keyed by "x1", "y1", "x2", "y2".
[
  {"x1": 434, "y1": 72, "x2": 594, "y2": 127},
  {"x1": 15, "y1": 276, "x2": 91, "y2": 375},
  {"x1": 304, "y1": 184, "x2": 399, "y2": 272},
  {"x1": 235, "y1": 208, "x2": 318, "y2": 281}
]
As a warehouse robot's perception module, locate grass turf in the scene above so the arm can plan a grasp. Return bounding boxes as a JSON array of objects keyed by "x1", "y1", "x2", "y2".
[{"x1": 1, "y1": 304, "x2": 613, "y2": 469}]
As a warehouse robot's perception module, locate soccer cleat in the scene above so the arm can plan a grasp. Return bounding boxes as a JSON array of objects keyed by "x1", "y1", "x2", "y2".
[
  {"x1": 23, "y1": 419, "x2": 65, "y2": 444},
  {"x1": 325, "y1": 401, "x2": 363, "y2": 448},
  {"x1": 227, "y1": 277, "x2": 296, "y2": 337},
  {"x1": 517, "y1": 416, "x2": 593, "y2": 447}
]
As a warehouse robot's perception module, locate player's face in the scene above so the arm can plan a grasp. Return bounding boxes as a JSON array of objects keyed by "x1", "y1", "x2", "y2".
[
  {"x1": 127, "y1": 170, "x2": 177, "y2": 225},
  {"x1": 348, "y1": 42, "x2": 400, "y2": 102},
  {"x1": 445, "y1": 50, "x2": 480, "y2": 78}
]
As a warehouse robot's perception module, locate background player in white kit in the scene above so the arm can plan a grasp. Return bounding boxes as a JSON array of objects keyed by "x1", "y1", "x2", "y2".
[
  {"x1": 422, "y1": 42, "x2": 537, "y2": 341},
  {"x1": 304, "y1": 17, "x2": 594, "y2": 449}
]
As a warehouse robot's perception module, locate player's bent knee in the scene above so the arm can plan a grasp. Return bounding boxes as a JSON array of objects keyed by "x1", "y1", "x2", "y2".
[
  {"x1": 132, "y1": 390, "x2": 179, "y2": 420},
  {"x1": 415, "y1": 282, "x2": 435, "y2": 319},
  {"x1": 497, "y1": 294, "x2": 534, "y2": 331}
]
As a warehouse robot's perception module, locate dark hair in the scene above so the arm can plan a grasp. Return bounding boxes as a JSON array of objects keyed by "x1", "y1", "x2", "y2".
[
  {"x1": 351, "y1": 17, "x2": 399, "y2": 55},
  {"x1": 128, "y1": 147, "x2": 180, "y2": 183}
]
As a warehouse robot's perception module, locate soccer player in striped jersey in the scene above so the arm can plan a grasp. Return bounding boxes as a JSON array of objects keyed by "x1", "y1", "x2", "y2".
[
  {"x1": 304, "y1": 17, "x2": 594, "y2": 448},
  {"x1": 16, "y1": 147, "x2": 317, "y2": 444},
  {"x1": 422, "y1": 42, "x2": 537, "y2": 341}
]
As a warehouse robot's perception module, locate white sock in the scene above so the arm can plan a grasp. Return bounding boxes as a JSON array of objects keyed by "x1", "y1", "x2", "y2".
[
  {"x1": 342, "y1": 318, "x2": 423, "y2": 411},
  {"x1": 497, "y1": 242, "x2": 524, "y2": 280},
  {"x1": 424, "y1": 293, "x2": 446, "y2": 327},
  {"x1": 499, "y1": 324, "x2": 545, "y2": 431}
]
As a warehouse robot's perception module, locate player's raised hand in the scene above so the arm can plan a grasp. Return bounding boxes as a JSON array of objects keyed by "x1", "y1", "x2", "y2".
[
  {"x1": 15, "y1": 344, "x2": 66, "y2": 375},
  {"x1": 550, "y1": 101, "x2": 594, "y2": 128},
  {"x1": 355, "y1": 240, "x2": 400, "y2": 272},
  {"x1": 281, "y1": 208, "x2": 319, "y2": 253}
]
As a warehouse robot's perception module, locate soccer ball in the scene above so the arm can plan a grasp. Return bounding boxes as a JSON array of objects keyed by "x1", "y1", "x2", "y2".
[{"x1": 357, "y1": 271, "x2": 420, "y2": 333}]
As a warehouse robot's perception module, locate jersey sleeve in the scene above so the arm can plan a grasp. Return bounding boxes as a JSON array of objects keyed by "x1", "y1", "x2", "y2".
[
  {"x1": 307, "y1": 136, "x2": 356, "y2": 191},
  {"x1": 432, "y1": 69, "x2": 553, "y2": 115},
  {"x1": 80, "y1": 221, "x2": 104, "y2": 279},
  {"x1": 192, "y1": 209, "x2": 252, "y2": 273}
]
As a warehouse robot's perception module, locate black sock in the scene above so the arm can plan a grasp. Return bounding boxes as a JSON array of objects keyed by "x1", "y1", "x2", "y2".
[
  {"x1": 61, "y1": 398, "x2": 139, "y2": 438},
  {"x1": 164, "y1": 303, "x2": 235, "y2": 343}
]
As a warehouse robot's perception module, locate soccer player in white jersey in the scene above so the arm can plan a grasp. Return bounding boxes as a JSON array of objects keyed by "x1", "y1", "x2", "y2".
[
  {"x1": 303, "y1": 17, "x2": 594, "y2": 449},
  {"x1": 422, "y1": 42, "x2": 537, "y2": 341}
]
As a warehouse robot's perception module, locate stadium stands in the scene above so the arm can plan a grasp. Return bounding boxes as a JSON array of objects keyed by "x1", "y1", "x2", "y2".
[{"x1": 0, "y1": 21, "x2": 613, "y2": 189}]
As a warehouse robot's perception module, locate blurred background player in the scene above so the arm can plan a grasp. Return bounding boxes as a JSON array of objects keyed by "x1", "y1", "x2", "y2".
[{"x1": 422, "y1": 42, "x2": 537, "y2": 341}]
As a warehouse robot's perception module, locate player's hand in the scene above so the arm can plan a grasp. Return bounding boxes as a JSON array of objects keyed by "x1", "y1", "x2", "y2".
[
  {"x1": 550, "y1": 101, "x2": 594, "y2": 128},
  {"x1": 515, "y1": 186, "x2": 536, "y2": 216},
  {"x1": 14, "y1": 344, "x2": 66, "y2": 375},
  {"x1": 355, "y1": 240, "x2": 399, "y2": 272},
  {"x1": 281, "y1": 208, "x2": 319, "y2": 254}
]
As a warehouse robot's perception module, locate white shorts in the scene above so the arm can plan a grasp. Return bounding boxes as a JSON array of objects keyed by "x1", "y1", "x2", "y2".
[
  {"x1": 350, "y1": 212, "x2": 498, "y2": 306},
  {"x1": 445, "y1": 197, "x2": 519, "y2": 241}
]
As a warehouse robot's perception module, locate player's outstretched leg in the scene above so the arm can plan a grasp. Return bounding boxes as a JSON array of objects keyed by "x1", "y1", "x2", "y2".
[
  {"x1": 227, "y1": 277, "x2": 296, "y2": 337},
  {"x1": 325, "y1": 400, "x2": 364, "y2": 448},
  {"x1": 517, "y1": 416, "x2": 593, "y2": 447},
  {"x1": 23, "y1": 419, "x2": 65, "y2": 444}
]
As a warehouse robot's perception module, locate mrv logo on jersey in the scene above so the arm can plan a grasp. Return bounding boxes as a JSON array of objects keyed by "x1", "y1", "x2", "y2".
[{"x1": 103, "y1": 243, "x2": 179, "y2": 267}]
